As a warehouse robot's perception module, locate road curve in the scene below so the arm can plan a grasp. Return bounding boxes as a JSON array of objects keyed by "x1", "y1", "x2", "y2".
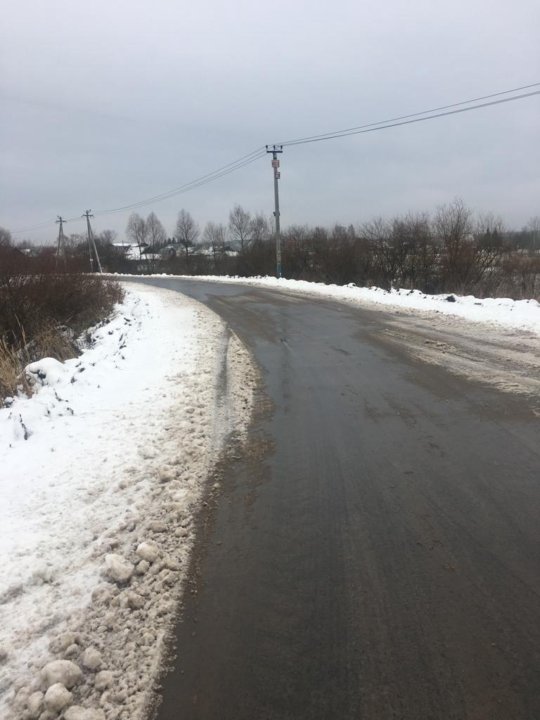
[{"x1": 137, "y1": 279, "x2": 540, "y2": 720}]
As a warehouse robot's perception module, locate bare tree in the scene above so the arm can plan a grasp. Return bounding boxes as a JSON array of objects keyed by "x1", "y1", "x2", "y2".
[
  {"x1": 526, "y1": 216, "x2": 540, "y2": 232},
  {"x1": 88, "y1": 230, "x2": 129, "y2": 273},
  {"x1": 475, "y1": 213, "x2": 505, "y2": 248},
  {"x1": 0, "y1": 226, "x2": 12, "y2": 247},
  {"x1": 126, "y1": 213, "x2": 148, "y2": 259},
  {"x1": 175, "y1": 209, "x2": 199, "y2": 261},
  {"x1": 0, "y1": 227, "x2": 17, "y2": 281},
  {"x1": 470, "y1": 214, "x2": 508, "y2": 295},
  {"x1": 281, "y1": 225, "x2": 311, "y2": 279},
  {"x1": 402, "y1": 213, "x2": 436, "y2": 292},
  {"x1": 359, "y1": 218, "x2": 394, "y2": 289},
  {"x1": 99, "y1": 229, "x2": 117, "y2": 245},
  {"x1": 228, "y1": 204, "x2": 253, "y2": 252},
  {"x1": 250, "y1": 213, "x2": 271, "y2": 244},
  {"x1": 146, "y1": 212, "x2": 167, "y2": 248},
  {"x1": 525, "y1": 216, "x2": 540, "y2": 252},
  {"x1": 434, "y1": 198, "x2": 475, "y2": 291},
  {"x1": 203, "y1": 222, "x2": 227, "y2": 264}
]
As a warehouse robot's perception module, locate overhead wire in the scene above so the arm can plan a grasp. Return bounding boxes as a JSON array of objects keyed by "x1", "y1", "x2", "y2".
[
  {"x1": 93, "y1": 146, "x2": 266, "y2": 217},
  {"x1": 11, "y1": 147, "x2": 266, "y2": 233},
  {"x1": 277, "y1": 87, "x2": 540, "y2": 147},
  {"x1": 10, "y1": 83, "x2": 540, "y2": 235},
  {"x1": 276, "y1": 82, "x2": 540, "y2": 146},
  {"x1": 11, "y1": 219, "x2": 63, "y2": 234}
]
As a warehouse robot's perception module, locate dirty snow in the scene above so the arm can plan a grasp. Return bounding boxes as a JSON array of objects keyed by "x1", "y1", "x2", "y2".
[
  {"x1": 172, "y1": 275, "x2": 539, "y2": 399},
  {"x1": 116, "y1": 274, "x2": 540, "y2": 336},
  {"x1": 0, "y1": 283, "x2": 255, "y2": 719}
]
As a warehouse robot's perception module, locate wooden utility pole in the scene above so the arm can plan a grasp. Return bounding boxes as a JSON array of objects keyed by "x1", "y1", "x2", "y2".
[
  {"x1": 266, "y1": 145, "x2": 283, "y2": 278},
  {"x1": 82, "y1": 210, "x2": 103, "y2": 273},
  {"x1": 55, "y1": 216, "x2": 67, "y2": 269}
]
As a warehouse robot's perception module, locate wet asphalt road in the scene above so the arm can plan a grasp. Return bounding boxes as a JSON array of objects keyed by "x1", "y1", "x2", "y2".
[{"x1": 138, "y1": 279, "x2": 540, "y2": 720}]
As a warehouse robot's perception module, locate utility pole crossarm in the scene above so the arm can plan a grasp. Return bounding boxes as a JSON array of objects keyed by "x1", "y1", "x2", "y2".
[{"x1": 266, "y1": 145, "x2": 283, "y2": 278}]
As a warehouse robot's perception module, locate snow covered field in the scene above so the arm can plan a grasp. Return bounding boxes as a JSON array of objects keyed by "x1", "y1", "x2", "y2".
[{"x1": 0, "y1": 284, "x2": 255, "y2": 720}]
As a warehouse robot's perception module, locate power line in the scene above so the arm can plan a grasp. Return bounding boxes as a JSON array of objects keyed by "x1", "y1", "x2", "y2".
[
  {"x1": 60, "y1": 150, "x2": 267, "y2": 220},
  {"x1": 277, "y1": 88, "x2": 540, "y2": 147},
  {"x1": 94, "y1": 146, "x2": 267, "y2": 217},
  {"x1": 12, "y1": 219, "x2": 60, "y2": 234},
  {"x1": 9, "y1": 83, "x2": 540, "y2": 236},
  {"x1": 277, "y1": 82, "x2": 540, "y2": 147},
  {"x1": 11, "y1": 148, "x2": 266, "y2": 234}
]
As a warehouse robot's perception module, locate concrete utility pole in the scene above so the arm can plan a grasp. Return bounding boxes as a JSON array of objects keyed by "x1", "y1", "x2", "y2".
[
  {"x1": 266, "y1": 145, "x2": 283, "y2": 278},
  {"x1": 55, "y1": 216, "x2": 67, "y2": 268},
  {"x1": 82, "y1": 210, "x2": 103, "y2": 273}
]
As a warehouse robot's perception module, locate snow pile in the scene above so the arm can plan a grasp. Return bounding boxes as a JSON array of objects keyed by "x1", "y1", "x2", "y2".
[
  {"x1": 0, "y1": 284, "x2": 256, "y2": 719},
  {"x1": 115, "y1": 274, "x2": 540, "y2": 335},
  {"x1": 192, "y1": 276, "x2": 540, "y2": 334}
]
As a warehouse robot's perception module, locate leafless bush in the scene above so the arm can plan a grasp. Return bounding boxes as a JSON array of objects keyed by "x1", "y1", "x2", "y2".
[
  {"x1": 0, "y1": 339, "x2": 30, "y2": 399},
  {"x1": 499, "y1": 254, "x2": 540, "y2": 299},
  {"x1": 0, "y1": 273, "x2": 124, "y2": 401}
]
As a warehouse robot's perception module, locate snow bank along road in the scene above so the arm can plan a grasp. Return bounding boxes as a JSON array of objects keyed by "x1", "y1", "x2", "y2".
[
  {"x1": 131, "y1": 278, "x2": 540, "y2": 720},
  {"x1": 0, "y1": 284, "x2": 255, "y2": 720}
]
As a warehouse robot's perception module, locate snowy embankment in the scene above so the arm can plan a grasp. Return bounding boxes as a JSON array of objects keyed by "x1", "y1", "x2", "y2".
[
  {"x1": 232, "y1": 277, "x2": 540, "y2": 334},
  {"x1": 0, "y1": 284, "x2": 255, "y2": 720},
  {"x1": 118, "y1": 274, "x2": 540, "y2": 336}
]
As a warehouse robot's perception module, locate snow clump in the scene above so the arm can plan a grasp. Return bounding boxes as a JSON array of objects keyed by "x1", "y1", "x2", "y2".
[
  {"x1": 44, "y1": 682, "x2": 73, "y2": 712},
  {"x1": 103, "y1": 554, "x2": 134, "y2": 584},
  {"x1": 25, "y1": 357, "x2": 70, "y2": 388},
  {"x1": 48, "y1": 632, "x2": 79, "y2": 654},
  {"x1": 41, "y1": 659, "x2": 82, "y2": 689},
  {"x1": 81, "y1": 647, "x2": 102, "y2": 671},
  {"x1": 27, "y1": 691, "x2": 44, "y2": 717},
  {"x1": 136, "y1": 540, "x2": 160, "y2": 563},
  {"x1": 94, "y1": 670, "x2": 114, "y2": 691},
  {"x1": 64, "y1": 707, "x2": 106, "y2": 720}
]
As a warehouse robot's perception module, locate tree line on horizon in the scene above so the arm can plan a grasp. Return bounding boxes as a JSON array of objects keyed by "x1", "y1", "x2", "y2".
[{"x1": 1, "y1": 200, "x2": 539, "y2": 298}]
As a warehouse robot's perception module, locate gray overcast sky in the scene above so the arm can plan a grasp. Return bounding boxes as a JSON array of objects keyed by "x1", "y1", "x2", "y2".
[{"x1": 1, "y1": 0, "x2": 539, "y2": 244}]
